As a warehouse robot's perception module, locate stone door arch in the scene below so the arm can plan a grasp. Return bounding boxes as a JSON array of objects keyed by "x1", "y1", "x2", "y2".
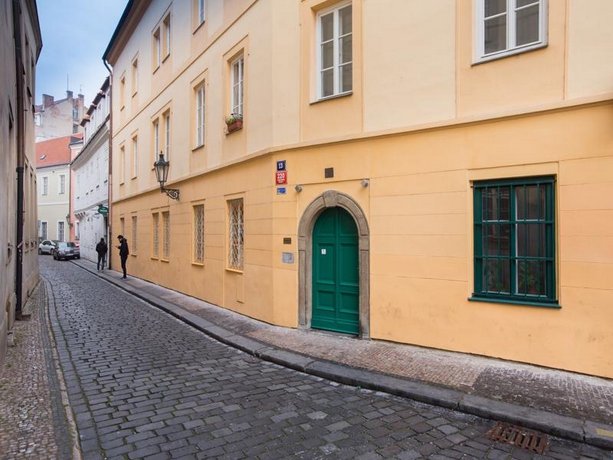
[{"x1": 298, "y1": 191, "x2": 370, "y2": 338}]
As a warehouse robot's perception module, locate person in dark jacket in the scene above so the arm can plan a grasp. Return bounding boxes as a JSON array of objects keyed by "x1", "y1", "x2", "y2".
[
  {"x1": 116, "y1": 235, "x2": 129, "y2": 279},
  {"x1": 95, "y1": 237, "x2": 108, "y2": 271}
]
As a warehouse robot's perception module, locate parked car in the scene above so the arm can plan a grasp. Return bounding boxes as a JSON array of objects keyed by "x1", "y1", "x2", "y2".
[
  {"x1": 38, "y1": 240, "x2": 56, "y2": 255},
  {"x1": 52, "y1": 242, "x2": 80, "y2": 260}
]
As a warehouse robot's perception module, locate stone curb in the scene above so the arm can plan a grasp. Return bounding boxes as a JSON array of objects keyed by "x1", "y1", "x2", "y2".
[{"x1": 73, "y1": 261, "x2": 613, "y2": 451}]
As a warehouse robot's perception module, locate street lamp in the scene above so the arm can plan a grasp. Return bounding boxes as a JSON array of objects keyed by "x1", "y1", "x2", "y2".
[{"x1": 153, "y1": 153, "x2": 180, "y2": 200}]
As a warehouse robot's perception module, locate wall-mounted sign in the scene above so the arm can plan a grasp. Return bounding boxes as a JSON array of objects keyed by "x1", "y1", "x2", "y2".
[
  {"x1": 276, "y1": 160, "x2": 286, "y2": 171},
  {"x1": 282, "y1": 252, "x2": 294, "y2": 264},
  {"x1": 276, "y1": 170, "x2": 287, "y2": 185},
  {"x1": 276, "y1": 187, "x2": 286, "y2": 195},
  {"x1": 97, "y1": 205, "x2": 109, "y2": 215}
]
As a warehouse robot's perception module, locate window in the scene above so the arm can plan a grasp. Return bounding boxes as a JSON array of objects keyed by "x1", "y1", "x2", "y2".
[
  {"x1": 317, "y1": 2, "x2": 352, "y2": 99},
  {"x1": 59, "y1": 174, "x2": 66, "y2": 194},
  {"x1": 120, "y1": 145, "x2": 126, "y2": 184},
  {"x1": 162, "y1": 211, "x2": 170, "y2": 260},
  {"x1": 153, "y1": 28, "x2": 161, "y2": 69},
  {"x1": 132, "y1": 136, "x2": 138, "y2": 178},
  {"x1": 197, "y1": 0, "x2": 206, "y2": 24},
  {"x1": 164, "y1": 111, "x2": 171, "y2": 160},
  {"x1": 193, "y1": 204, "x2": 205, "y2": 263},
  {"x1": 75, "y1": 221, "x2": 80, "y2": 240},
  {"x1": 472, "y1": 177, "x2": 556, "y2": 305},
  {"x1": 152, "y1": 213, "x2": 159, "y2": 258},
  {"x1": 228, "y1": 199, "x2": 244, "y2": 270},
  {"x1": 58, "y1": 221, "x2": 65, "y2": 242},
  {"x1": 476, "y1": 0, "x2": 547, "y2": 61},
  {"x1": 120, "y1": 217, "x2": 125, "y2": 237},
  {"x1": 163, "y1": 14, "x2": 171, "y2": 58},
  {"x1": 42, "y1": 176, "x2": 48, "y2": 196},
  {"x1": 132, "y1": 215, "x2": 138, "y2": 254},
  {"x1": 131, "y1": 58, "x2": 138, "y2": 95},
  {"x1": 231, "y1": 56, "x2": 244, "y2": 117},
  {"x1": 195, "y1": 83, "x2": 205, "y2": 147},
  {"x1": 40, "y1": 221, "x2": 48, "y2": 239},
  {"x1": 120, "y1": 74, "x2": 126, "y2": 109},
  {"x1": 153, "y1": 119, "x2": 160, "y2": 160}
]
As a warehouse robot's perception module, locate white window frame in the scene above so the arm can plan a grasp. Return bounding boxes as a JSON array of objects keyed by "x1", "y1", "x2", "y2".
[
  {"x1": 475, "y1": 0, "x2": 548, "y2": 63},
  {"x1": 316, "y1": 1, "x2": 353, "y2": 100},
  {"x1": 230, "y1": 56, "x2": 244, "y2": 116},
  {"x1": 57, "y1": 221, "x2": 65, "y2": 242},
  {"x1": 164, "y1": 111, "x2": 171, "y2": 160},
  {"x1": 153, "y1": 119, "x2": 160, "y2": 161},
  {"x1": 195, "y1": 83, "x2": 205, "y2": 147},
  {"x1": 41, "y1": 176, "x2": 48, "y2": 196},
  {"x1": 40, "y1": 221, "x2": 48, "y2": 239},
  {"x1": 59, "y1": 174, "x2": 66, "y2": 195},
  {"x1": 163, "y1": 14, "x2": 171, "y2": 59},
  {"x1": 132, "y1": 136, "x2": 138, "y2": 178},
  {"x1": 153, "y1": 28, "x2": 161, "y2": 69}
]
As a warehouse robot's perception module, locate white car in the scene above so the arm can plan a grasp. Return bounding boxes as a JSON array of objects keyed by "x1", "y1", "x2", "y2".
[{"x1": 38, "y1": 240, "x2": 56, "y2": 255}]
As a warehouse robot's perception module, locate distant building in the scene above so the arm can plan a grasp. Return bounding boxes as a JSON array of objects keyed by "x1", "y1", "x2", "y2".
[
  {"x1": 72, "y1": 77, "x2": 110, "y2": 263},
  {"x1": 35, "y1": 90, "x2": 85, "y2": 142},
  {"x1": 36, "y1": 134, "x2": 82, "y2": 242},
  {"x1": 0, "y1": 0, "x2": 42, "y2": 366}
]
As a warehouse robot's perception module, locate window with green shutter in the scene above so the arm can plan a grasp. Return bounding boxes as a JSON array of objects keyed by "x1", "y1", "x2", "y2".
[{"x1": 472, "y1": 176, "x2": 558, "y2": 306}]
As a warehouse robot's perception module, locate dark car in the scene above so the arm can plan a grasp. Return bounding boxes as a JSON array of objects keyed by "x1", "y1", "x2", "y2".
[{"x1": 53, "y1": 242, "x2": 80, "y2": 260}]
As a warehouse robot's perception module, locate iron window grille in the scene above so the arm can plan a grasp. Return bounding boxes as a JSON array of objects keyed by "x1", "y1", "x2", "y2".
[
  {"x1": 152, "y1": 213, "x2": 159, "y2": 258},
  {"x1": 473, "y1": 176, "x2": 557, "y2": 305},
  {"x1": 162, "y1": 211, "x2": 170, "y2": 260},
  {"x1": 228, "y1": 199, "x2": 244, "y2": 270},
  {"x1": 193, "y1": 204, "x2": 205, "y2": 263}
]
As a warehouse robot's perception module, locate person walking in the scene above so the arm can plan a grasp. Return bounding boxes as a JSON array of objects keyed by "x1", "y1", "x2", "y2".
[
  {"x1": 116, "y1": 235, "x2": 129, "y2": 279},
  {"x1": 95, "y1": 237, "x2": 108, "y2": 271}
]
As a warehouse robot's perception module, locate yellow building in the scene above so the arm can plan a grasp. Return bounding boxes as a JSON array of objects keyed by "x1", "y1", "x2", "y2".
[{"x1": 104, "y1": 0, "x2": 613, "y2": 378}]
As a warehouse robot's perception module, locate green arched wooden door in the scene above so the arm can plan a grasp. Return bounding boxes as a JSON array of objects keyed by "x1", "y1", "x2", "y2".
[{"x1": 312, "y1": 207, "x2": 359, "y2": 335}]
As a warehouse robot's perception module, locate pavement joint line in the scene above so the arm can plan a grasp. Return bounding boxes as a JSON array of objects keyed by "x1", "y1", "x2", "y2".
[
  {"x1": 70, "y1": 259, "x2": 613, "y2": 451},
  {"x1": 41, "y1": 276, "x2": 84, "y2": 460}
]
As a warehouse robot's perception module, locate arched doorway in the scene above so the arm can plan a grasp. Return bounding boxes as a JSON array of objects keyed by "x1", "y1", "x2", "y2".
[{"x1": 298, "y1": 191, "x2": 370, "y2": 338}]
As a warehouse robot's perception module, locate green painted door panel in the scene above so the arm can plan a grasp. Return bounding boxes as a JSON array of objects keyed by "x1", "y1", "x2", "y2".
[{"x1": 312, "y1": 207, "x2": 359, "y2": 335}]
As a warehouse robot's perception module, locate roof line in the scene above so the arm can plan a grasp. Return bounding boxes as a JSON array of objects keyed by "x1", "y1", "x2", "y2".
[{"x1": 102, "y1": 0, "x2": 135, "y2": 64}]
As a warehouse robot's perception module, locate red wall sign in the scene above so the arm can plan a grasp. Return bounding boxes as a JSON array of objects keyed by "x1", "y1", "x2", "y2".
[{"x1": 275, "y1": 170, "x2": 287, "y2": 185}]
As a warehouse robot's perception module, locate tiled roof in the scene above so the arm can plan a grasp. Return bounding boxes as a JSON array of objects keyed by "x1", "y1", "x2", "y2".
[{"x1": 35, "y1": 135, "x2": 75, "y2": 168}]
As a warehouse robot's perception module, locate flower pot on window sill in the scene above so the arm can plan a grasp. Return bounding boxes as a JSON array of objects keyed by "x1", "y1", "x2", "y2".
[{"x1": 226, "y1": 119, "x2": 243, "y2": 134}]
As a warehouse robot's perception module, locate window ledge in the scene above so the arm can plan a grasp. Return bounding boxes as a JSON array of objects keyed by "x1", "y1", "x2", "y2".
[
  {"x1": 191, "y1": 261, "x2": 204, "y2": 267},
  {"x1": 473, "y1": 42, "x2": 547, "y2": 66},
  {"x1": 130, "y1": 253, "x2": 137, "y2": 257},
  {"x1": 192, "y1": 143, "x2": 204, "y2": 153},
  {"x1": 150, "y1": 256, "x2": 159, "y2": 261},
  {"x1": 469, "y1": 296, "x2": 560, "y2": 309},
  {"x1": 225, "y1": 267, "x2": 243, "y2": 274},
  {"x1": 161, "y1": 258, "x2": 169, "y2": 263},
  {"x1": 310, "y1": 91, "x2": 352, "y2": 106}
]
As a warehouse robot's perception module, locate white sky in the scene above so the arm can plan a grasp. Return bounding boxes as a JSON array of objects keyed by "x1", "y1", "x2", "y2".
[{"x1": 36, "y1": 0, "x2": 127, "y2": 106}]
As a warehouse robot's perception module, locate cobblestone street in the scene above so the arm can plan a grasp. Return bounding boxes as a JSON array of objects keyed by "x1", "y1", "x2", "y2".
[{"x1": 4, "y1": 257, "x2": 606, "y2": 459}]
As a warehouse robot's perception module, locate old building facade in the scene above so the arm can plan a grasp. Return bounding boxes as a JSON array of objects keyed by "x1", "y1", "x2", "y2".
[
  {"x1": 73, "y1": 77, "x2": 111, "y2": 263},
  {"x1": 104, "y1": 0, "x2": 613, "y2": 378},
  {"x1": 35, "y1": 90, "x2": 85, "y2": 142},
  {"x1": 0, "y1": 0, "x2": 42, "y2": 365}
]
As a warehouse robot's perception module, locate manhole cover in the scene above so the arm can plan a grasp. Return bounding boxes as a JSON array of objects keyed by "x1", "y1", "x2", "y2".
[{"x1": 486, "y1": 422, "x2": 549, "y2": 454}]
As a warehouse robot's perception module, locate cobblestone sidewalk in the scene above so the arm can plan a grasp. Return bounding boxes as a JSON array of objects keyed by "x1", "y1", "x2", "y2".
[{"x1": 0, "y1": 282, "x2": 75, "y2": 459}]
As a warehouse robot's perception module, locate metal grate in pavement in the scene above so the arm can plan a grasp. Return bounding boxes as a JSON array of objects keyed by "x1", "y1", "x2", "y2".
[{"x1": 486, "y1": 422, "x2": 549, "y2": 454}]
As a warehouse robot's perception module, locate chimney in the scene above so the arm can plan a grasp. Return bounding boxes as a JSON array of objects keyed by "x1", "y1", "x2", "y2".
[
  {"x1": 66, "y1": 90, "x2": 73, "y2": 99},
  {"x1": 42, "y1": 94, "x2": 54, "y2": 108}
]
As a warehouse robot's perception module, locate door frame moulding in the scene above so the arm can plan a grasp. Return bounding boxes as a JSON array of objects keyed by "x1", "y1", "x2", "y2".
[{"x1": 297, "y1": 190, "x2": 370, "y2": 338}]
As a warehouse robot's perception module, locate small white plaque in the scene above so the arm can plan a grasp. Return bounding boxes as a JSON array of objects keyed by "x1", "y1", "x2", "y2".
[{"x1": 321, "y1": 249, "x2": 327, "y2": 255}]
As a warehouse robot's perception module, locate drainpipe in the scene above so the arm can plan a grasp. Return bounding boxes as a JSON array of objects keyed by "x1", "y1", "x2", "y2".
[
  {"x1": 103, "y1": 60, "x2": 113, "y2": 269},
  {"x1": 13, "y1": 0, "x2": 25, "y2": 319}
]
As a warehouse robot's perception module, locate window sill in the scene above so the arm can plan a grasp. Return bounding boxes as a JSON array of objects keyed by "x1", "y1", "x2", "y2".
[
  {"x1": 473, "y1": 42, "x2": 547, "y2": 66},
  {"x1": 150, "y1": 256, "x2": 159, "y2": 261},
  {"x1": 192, "y1": 143, "x2": 204, "y2": 152},
  {"x1": 225, "y1": 267, "x2": 243, "y2": 274},
  {"x1": 468, "y1": 295, "x2": 560, "y2": 309},
  {"x1": 161, "y1": 258, "x2": 169, "y2": 263},
  {"x1": 162, "y1": 53, "x2": 170, "y2": 64},
  {"x1": 193, "y1": 20, "x2": 205, "y2": 34},
  {"x1": 130, "y1": 253, "x2": 137, "y2": 257},
  {"x1": 192, "y1": 261, "x2": 204, "y2": 267},
  {"x1": 310, "y1": 91, "x2": 352, "y2": 105}
]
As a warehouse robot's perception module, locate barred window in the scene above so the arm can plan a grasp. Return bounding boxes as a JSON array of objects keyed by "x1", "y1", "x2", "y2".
[
  {"x1": 152, "y1": 213, "x2": 159, "y2": 258},
  {"x1": 193, "y1": 204, "x2": 205, "y2": 263},
  {"x1": 131, "y1": 215, "x2": 137, "y2": 254},
  {"x1": 228, "y1": 199, "x2": 244, "y2": 270},
  {"x1": 162, "y1": 211, "x2": 170, "y2": 260}
]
